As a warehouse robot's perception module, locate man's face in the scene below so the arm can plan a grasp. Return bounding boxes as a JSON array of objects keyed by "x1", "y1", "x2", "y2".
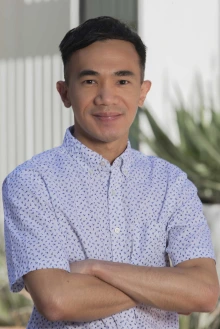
[{"x1": 57, "y1": 39, "x2": 151, "y2": 149}]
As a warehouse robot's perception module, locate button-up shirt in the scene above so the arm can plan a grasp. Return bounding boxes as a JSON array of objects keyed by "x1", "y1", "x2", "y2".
[{"x1": 2, "y1": 127, "x2": 215, "y2": 329}]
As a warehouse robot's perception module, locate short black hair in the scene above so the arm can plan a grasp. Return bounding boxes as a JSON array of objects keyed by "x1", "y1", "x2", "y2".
[{"x1": 59, "y1": 16, "x2": 147, "y2": 83}]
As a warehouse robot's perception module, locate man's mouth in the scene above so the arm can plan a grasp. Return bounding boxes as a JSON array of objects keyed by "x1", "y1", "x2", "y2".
[{"x1": 93, "y1": 112, "x2": 122, "y2": 121}]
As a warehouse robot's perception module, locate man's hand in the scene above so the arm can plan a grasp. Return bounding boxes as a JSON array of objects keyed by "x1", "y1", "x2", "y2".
[
  {"x1": 77, "y1": 258, "x2": 219, "y2": 314},
  {"x1": 64, "y1": 258, "x2": 219, "y2": 316}
]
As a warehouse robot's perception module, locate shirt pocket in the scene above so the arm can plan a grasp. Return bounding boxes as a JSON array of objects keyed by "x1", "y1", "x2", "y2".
[{"x1": 130, "y1": 208, "x2": 168, "y2": 267}]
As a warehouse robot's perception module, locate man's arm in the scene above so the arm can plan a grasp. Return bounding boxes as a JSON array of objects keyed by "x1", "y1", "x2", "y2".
[
  {"x1": 23, "y1": 268, "x2": 136, "y2": 322},
  {"x1": 70, "y1": 258, "x2": 219, "y2": 314}
]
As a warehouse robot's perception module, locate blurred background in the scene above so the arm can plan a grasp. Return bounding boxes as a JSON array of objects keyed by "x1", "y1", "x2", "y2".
[{"x1": 0, "y1": 0, "x2": 219, "y2": 328}]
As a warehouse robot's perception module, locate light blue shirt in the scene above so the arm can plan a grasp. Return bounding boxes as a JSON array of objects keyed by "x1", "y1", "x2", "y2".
[{"x1": 3, "y1": 126, "x2": 215, "y2": 329}]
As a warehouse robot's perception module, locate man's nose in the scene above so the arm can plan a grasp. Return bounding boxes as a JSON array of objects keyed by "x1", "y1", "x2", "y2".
[{"x1": 94, "y1": 83, "x2": 119, "y2": 106}]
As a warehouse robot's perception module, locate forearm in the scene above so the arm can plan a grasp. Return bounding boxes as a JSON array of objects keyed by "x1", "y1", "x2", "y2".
[
  {"x1": 58, "y1": 272, "x2": 136, "y2": 321},
  {"x1": 25, "y1": 269, "x2": 136, "y2": 322},
  {"x1": 92, "y1": 260, "x2": 219, "y2": 314}
]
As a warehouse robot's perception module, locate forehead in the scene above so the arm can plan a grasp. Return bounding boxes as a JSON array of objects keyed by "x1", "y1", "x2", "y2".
[{"x1": 68, "y1": 39, "x2": 140, "y2": 75}]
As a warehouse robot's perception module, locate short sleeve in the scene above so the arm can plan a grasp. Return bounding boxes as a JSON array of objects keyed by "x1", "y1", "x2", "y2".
[
  {"x1": 2, "y1": 169, "x2": 70, "y2": 292},
  {"x1": 166, "y1": 171, "x2": 215, "y2": 266}
]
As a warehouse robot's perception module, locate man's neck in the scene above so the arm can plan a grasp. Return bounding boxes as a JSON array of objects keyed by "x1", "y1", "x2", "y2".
[
  {"x1": 71, "y1": 127, "x2": 128, "y2": 164},
  {"x1": 86, "y1": 141, "x2": 128, "y2": 165}
]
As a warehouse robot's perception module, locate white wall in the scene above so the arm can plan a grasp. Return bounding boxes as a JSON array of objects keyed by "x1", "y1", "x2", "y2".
[{"x1": 138, "y1": 0, "x2": 220, "y2": 148}]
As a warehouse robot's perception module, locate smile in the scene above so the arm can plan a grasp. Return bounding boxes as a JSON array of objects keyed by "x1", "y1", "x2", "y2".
[{"x1": 93, "y1": 113, "x2": 122, "y2": 122}]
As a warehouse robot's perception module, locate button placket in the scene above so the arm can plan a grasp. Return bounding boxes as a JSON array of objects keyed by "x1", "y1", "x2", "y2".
[{"x1": 108, "y1": 168, "x2": 127, "y2": 262}]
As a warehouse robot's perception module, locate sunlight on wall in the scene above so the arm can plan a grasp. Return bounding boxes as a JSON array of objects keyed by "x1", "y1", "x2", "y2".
[{"x1": 138, "y1": 0, "x2": 219, "y2": 151}]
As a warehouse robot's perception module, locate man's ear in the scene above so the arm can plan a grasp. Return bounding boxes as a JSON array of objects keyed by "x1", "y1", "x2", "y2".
[
  {"x1": 138, "y1": 80, "x2": 151, "y2": 107},
  {"x1": 56, "y1": 81, "x2": 72, "y2": 108}
]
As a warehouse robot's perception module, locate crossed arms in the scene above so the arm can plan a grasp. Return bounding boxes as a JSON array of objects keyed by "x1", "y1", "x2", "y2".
[{"x1": 24, "y1": 257, "x2": 219, "y2": 322}]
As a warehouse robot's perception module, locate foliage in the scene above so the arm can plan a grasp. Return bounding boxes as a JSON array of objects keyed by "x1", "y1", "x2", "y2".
[
  {"x1": 129, "y1": 108, "x2": 141, "y2": 150},
  {"x1": 132, "y1": 84, "x2": 220, "y2": 328},
  {"x1": 179, "y1": 308, "x2": 220, "y2": 329},
  {"x1": 0, "y1": 228, "x2": 32, "y2": 326},
  {"x1": 137, "y1": 99, "x2": 220, "y2": 203}
]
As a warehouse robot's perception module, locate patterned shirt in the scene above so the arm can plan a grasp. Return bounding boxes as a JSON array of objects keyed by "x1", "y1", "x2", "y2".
[{"x1": 3, "y1": 126, "x2": 215, "y2": 329}]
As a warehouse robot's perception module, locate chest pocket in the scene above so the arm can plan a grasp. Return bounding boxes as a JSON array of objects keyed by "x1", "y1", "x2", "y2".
[{"x1": 129, "y1": 206, "x2": 168, "y2": 267}]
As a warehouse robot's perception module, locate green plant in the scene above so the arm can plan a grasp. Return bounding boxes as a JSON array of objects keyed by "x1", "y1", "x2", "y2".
[
  {"x1": 131, "y1": 83, "x2": 220, "y2": 328},
  {"x1": 137, "y1": 96, "x2": 220, "y2": 204},
  {"x1": 0, "y1": 228, "x2": 33, "y2": 326},
  {"x1": 129, "y1": 108, "x2": 141, "y2": 150}
]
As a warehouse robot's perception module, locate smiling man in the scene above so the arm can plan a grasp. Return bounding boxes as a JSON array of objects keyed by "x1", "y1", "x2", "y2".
[
  {"x1": 57, "y1": 33, "x2": 150, "y2": 163},
  {"x1": 2, "y1": 16, "x2": 219, "y2": 329}
]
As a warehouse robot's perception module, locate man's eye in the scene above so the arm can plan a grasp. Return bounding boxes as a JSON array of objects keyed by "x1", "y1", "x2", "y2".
[
  {"x1": 119, "y1": 80, "x2": 129, "y2": 85},
  {"x1": 83, "y1": 80, "x2": 96, "y2": 84}
]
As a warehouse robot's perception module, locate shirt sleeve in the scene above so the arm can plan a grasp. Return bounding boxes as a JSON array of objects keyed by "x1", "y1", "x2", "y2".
[
  {"x1": 2, "y1": 168, "x2": 70, "y2": 292},
  {"x1": 165, "y1": 169, "x2": 215, "y2": 266}
]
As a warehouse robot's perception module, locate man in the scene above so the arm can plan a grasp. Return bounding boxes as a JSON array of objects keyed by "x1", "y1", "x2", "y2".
[{"x1": 3, "y1": 16, "x2": 219, "y2": 329}]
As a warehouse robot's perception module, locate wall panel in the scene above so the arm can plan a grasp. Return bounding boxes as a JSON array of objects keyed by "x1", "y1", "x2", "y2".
[
  {"x1": 16, "y1": 58, "x2": 25, "y2": 165},
  {"x1": 0, "y1": 0, "x2": 79, "y2": 224}
]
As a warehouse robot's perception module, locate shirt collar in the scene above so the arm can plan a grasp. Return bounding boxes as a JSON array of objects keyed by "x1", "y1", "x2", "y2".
[{"x1": 62, "y1": 126, "x2": 132, "y2": 176}]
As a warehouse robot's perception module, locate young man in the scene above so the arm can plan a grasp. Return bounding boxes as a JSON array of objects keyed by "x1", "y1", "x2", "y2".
[{"x1": 3, "y1": 16, "x2": 219, "y2": 329}]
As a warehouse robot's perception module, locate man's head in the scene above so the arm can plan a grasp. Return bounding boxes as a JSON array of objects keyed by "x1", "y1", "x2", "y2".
[
  {"x1": 59, "y1": 16, "x2": 146, "y2": 83},
  {"x1": 57, "y1": 16, "x2": 151, "y2": 157}
]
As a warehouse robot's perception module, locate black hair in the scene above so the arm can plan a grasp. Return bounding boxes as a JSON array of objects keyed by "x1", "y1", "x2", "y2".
[{"x1": 59, "y1": 16, "x2": 147, "y2": 83}]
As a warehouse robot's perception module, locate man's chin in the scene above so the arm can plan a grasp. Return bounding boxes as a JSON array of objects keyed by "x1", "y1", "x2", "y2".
[{"x1": 95, "y1": 133, "x2": 128, "y2": 145}]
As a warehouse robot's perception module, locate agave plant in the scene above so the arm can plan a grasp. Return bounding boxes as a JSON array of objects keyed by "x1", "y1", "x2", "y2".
[
  {"x1": 133, "y1": 84, "x2": 220, "y2": 329},
  {"x1": 137, "y1": 98, "x2": 220, "y2": 204}
]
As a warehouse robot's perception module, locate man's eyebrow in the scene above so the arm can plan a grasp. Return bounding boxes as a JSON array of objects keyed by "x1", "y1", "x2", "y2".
[
  {"x1": 114, "y1": 70, "x2": 135, "y2": 77},
  {"x1": 78, "y1": 70, "x2": 135, "y2": 79},
  {"x1": 78, "y1": 70, "x2": 99, "y2": 78}
]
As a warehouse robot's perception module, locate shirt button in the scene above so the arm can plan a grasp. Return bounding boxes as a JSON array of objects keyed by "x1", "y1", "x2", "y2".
[
  {"x1": 100, "y1": 161, "x2": 106, "y2": 166},
  {"x1": 114, "y1": 227, "x2": 120, "y2": 234},
  {"x1": 111, "y1": 190, "x2": 116, "y2": 196}
]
